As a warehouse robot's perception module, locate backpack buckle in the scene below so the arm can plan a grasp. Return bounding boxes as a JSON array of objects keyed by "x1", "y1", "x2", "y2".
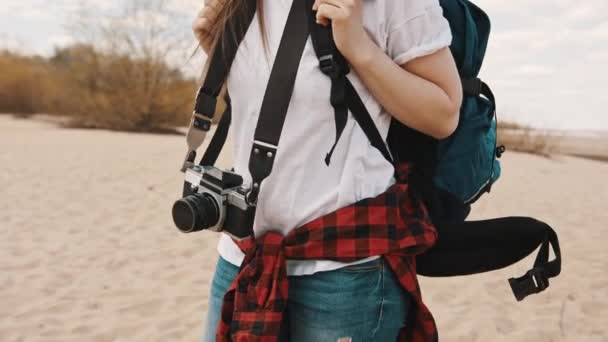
[
  {"x1": 462, "y1": 78, "x2": 483, "y2": 96},
  {"x1": 193, "y1": 89, "x2": 217, "y2": 121},
  {"x1": 496, "y1": 145, "x2": 506, "y2": 158},
  {"x1": 319, "y1": 54, "x2": 348, "y2": 79},
  {"x1": 191, "y1": 114, "x2": 212, "y2": 131},
  {"x1": 509, "y1": 267, "x2": 550, "y2": 301}
]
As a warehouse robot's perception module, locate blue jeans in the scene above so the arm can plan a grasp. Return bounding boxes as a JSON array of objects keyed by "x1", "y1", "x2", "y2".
[{"x1": 203, "y1": 256, "x2": 411, "y2": 342}]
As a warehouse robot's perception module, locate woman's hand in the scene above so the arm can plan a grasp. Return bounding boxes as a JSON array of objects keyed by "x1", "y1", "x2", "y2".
[
  {"x1": 313, "y1": 0, "x2": 374, "y2": 66},
  {"x1": 192, "y1": 0, "x2": 225, "y2": 54}
]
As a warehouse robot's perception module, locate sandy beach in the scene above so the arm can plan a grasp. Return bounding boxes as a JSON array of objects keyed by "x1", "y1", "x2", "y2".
[{"x1": 1, "y1": 114, "x2": 607, "y2": 342}]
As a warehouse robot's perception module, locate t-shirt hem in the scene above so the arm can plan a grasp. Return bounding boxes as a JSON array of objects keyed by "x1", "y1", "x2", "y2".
[{"x1": 217, "y1": 234, "x2": 381, "y2": 276}]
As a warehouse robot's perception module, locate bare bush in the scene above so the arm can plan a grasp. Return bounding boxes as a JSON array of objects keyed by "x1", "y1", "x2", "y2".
[
  {"x1": 1, "y1": 0, "x2": 202, "y2": 132},
  {"x1": 49, "y1": 44, "x2": 196, "y2": 132},
  {"x1": 0, "y1": 52, "x2": 54, "y2": 116},
  {"x1": 497, "y1": 121, "x2": 560, "y2": 157},
  {"x1": 58, "y1": 0, "x2": 199, "y2": 132}
]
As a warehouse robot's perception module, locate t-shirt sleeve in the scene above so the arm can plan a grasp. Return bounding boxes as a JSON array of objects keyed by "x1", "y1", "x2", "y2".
[{"x1": 386, "y1": 0, "x2": 452, "y2": 65}]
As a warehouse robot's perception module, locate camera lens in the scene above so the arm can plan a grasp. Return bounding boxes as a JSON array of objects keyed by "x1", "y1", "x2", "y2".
[{"x1": 172, "y1": 193, "x2": 220, "y2": 233}]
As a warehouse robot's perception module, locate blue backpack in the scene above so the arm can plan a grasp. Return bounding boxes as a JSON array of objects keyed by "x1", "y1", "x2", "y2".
[
  {"x1": 306, "y1": 0, "x2": 559, "y2": 303},
  {"x1": 308, "y1": 0, "x2": 504, "y2": 223},
  {"x1": 436, "y1": 0, "x2": 503, "y2": 205}
]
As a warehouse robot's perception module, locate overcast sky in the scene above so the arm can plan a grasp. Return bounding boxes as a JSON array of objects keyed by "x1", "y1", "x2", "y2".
[{"x1": 1, "y1": 0, "x2": 606, "y2": 131}]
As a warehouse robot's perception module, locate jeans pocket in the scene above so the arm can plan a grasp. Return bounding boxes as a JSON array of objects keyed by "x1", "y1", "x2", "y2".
[{"x1": 288, "y1": 262, "x2": 384, "y2": 341}]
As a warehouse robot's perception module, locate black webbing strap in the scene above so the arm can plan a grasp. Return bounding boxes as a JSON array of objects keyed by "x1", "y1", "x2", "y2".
[
  {"x1": 187, "y1": 0, "x2": 256, "y2": 168},
  {"x1": 305, "y1": 2, "x2": 393, "y2": 166},
  {"x1": 200, "y1": 95, "x2": 232, "y2": 166},
  {"x1": 304, "y1": 0, "x2": 352, "y2": 166},
  {"x1": 246, "y1": 0, "x2": 310, "y2": 204},
  {"x1": 416, "y1": 217, "x2": 562, "y2": 301},
  {"x1": 462, "y1": 77, "x2": 496, "y2": 120},
  {"x1": 344, "y1": 80, "x2": 395, "y2": 164},
  {"x1": 509, "y1": 229, "x2": 561, "y2": 301},
  {"x1": 192, "y1": 0, "x2": 257, "y2": 124}
]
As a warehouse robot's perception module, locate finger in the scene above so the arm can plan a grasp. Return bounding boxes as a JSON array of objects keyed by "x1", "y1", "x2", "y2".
[
  {"x1": 198, "y1": 5, "x2": 218, "y2": 22},
  {"x1": 204, "y1": 0, "x2": 224, "y2": 11},
  {"x1": 314, "y1": 2, "x2": 332, "y2": 26},
  {"x1": 317, "y1": 0, "x2": 349, "y2": 8},
  {"x1": 317, "y1": 17, "x2": 330, "y2": 26},
  {"x1": 312, "y1": 0, "x2": 329, "y2": 26},
  {"x1": 198, "y1": 0, "x2": 224, "y2": 21},
  {"x1": 316, "y1": 0, "x2": 349, "y2": 16},
  {"x1": 312, "y1": 0, "x2": 320, "y2": 11},
  {"x1": 193, "y1": 18, "x2": 213, "y2": 46},
  {"x1": 193, "y1": 17, "x2": 212, "y2": 34},
  {"x1": 316, "y1": 3, "x2": 343, "y2": 24},
  {"x1": 201, "y1": 39, "x2": 212, "y2": 53},
  {"x1": 208, "y1": 0, "x2": 229, "y2": 16},
  {"x1": 193, "y1": 23, "x2": 213, "y2": 53}
]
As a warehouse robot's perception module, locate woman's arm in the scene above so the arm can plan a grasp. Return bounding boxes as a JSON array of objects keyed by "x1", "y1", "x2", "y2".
[
  {"x1": 350, "y1": 43, "x2": 462, "y2": 140},
  {"x1": 314, "y1": 0, "x2": 462, "y2": 139}
]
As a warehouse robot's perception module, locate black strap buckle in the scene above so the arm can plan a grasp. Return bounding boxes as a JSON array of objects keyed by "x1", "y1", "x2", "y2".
[
  {"x1": 192, "y1": 114, "x2": 212, "y2": 132},
  {"x1": 462, "y1": 78, "x2": 483, "y2": 97},
  {"x1": 193, "y1": 89, "x2": 217, "y2": 120},
  {"x1": 319, "y1": 54, "x2": 348, "y2": 80},
  {"x1": 509, "y1": 267, "x2": 550, "y2": 302},
  {"x1": 496, "y1": 145, "x2": 506, "y2": 158}
]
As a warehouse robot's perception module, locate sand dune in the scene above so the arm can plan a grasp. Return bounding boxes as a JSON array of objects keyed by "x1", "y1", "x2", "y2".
[{"x1": 1, "y1": 115, "x2": 607, "y2": 341}]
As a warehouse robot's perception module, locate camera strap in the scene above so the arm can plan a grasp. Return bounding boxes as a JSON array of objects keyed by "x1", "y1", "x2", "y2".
[
  {"x1": 182, "y1": 0, "x2": 257, "y2": 171},
  {"x1": 246, "y1": 0, "x2": 310, "y2": 203},
  {"x1": 188, "y1": 0, "x2": 310, "y2": 205}
]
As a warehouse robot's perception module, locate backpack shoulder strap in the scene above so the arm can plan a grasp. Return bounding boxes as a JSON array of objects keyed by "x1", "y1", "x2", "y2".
[
  {"x1": 304, "y1": 0, "x2": 393, "y2": 166},
  {"x1": 305, "y1": 0, "x2": 350, "y2": 165}
]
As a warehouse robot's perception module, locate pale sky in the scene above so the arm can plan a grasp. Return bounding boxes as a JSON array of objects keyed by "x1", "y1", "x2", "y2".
[{"x1": 1, "y1": 0, "x2": 606, "y2": 131}]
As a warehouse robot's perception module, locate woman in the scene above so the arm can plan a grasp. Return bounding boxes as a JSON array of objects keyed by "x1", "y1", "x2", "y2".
[{"x1": 193, "y1": 0, "x2": 462, "y2": 341}]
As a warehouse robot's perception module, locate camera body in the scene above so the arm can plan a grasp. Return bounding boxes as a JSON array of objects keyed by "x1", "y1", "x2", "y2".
[{"x1": 172, "y1": 165, "x2": 255, "y2": 240}]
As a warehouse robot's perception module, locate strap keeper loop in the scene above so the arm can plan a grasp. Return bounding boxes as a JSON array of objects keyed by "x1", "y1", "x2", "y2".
[
  {"x1": 319, "y1": 54, "x2": 349, "y2": 80},
  {"x1": 194, "y1": 90, "x2": 218, "y2": 119},
  {"x1": 462, "y1": 77, "x2": 483, "y2": 96}
]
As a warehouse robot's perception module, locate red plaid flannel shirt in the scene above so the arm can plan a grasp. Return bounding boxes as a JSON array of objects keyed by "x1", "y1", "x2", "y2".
[{"x1": 216, "y1": 163, "x2": 439, "y2": 342}]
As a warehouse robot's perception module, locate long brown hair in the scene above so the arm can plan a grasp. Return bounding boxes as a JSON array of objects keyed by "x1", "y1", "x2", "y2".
[
  {"x1": 193, "y1": 1, "x2": 266, "y2": 102},
  {"x1": 206, "y1": 0, "x2": 266, "y2": 56}
]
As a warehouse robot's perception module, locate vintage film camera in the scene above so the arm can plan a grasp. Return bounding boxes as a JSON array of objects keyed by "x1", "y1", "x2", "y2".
[{"x1": 172, "y1": 162, "x2": 255, "y2": 240}]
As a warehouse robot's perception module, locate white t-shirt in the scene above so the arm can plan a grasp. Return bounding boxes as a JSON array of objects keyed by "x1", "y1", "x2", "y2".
[{"x1": 218, "y1": 0, "x2": 452, "y2": 276}]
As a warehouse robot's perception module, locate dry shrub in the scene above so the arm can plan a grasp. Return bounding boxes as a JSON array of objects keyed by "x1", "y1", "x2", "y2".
[
  {"x1": 497, "y1": 121, "x2": 560, "y2": 157},
  {"x1": 1, "y1": 0, "x2": 206, "y2": 133},
  {"x1": 57, "y1": 0, "x2": 201, "y2": 132},
  {"x1": 0, "y1": 45, "x2": 199, "y2": 133},
  {"x1": 50, "y1": 44, "x2": 197, "y2": 132},
  {"x1": 0, "y1": 52, "x2": 54, "y2": 116}
]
